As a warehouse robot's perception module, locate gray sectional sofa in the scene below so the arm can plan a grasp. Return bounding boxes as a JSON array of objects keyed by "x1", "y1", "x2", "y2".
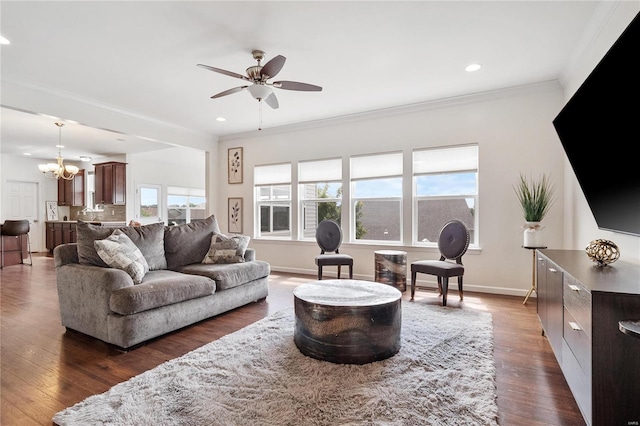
[{"x1": 54, "y1": 216, "x2": 270, "y2": 349}]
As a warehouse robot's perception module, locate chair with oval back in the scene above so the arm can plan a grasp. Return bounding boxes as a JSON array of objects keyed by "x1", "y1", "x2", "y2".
[
  {"x1": 1, "y1": 220, "x2": 33, "y2": 268},
  {"x1": 410, "y1": 220, "x2": 470, "y2": 306},
  {"x1": 314, "y1": 220, "x2": 353, "y2": 280}
]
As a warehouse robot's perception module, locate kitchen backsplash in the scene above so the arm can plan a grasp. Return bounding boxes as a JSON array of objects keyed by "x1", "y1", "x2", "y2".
[{"x1": 69, "y1": 205, "x2": 126, "y2": 222}]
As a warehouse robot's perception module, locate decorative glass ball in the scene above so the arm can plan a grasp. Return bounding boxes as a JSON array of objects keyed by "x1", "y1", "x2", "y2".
[{"x1": 585, "y1": 239, "x2": 620, "y2": 266}]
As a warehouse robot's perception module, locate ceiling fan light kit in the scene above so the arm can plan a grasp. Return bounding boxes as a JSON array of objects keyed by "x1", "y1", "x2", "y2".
[{"x1": 197, "y1": 49, "x2": 322, "y2": 120}]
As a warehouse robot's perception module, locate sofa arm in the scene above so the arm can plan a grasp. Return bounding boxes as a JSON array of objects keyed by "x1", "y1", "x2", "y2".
[
  {"x1": 56, "y1": 263, "x2": 134, "y2": 342},
  {"x1": 54, "y1": 243, "x2": 79, "y2": 267},
  {"x1": 244, "y1": 248, "x2": 256, "y2": 262}
]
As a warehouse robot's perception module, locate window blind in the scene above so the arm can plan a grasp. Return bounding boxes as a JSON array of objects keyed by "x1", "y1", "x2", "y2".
[
  {"x1": 351, "y1": 152, "x2": 402, "y2": 180},
  {"x1": 299, "y1": 158, "x2": 342, "y2": 183},
  {"x1": 254, "y1": 163, "x2": 291, "y2": 186},
  {"x1": 413, "y1": 145, "x2": 478, "y2": 174}
]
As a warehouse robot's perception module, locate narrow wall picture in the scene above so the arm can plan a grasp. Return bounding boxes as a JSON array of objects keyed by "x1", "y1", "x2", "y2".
[
  {"x1": 228, "y1": 147, "x2": 243, "y2": 184},
  {"x1": 228, "y1": 197, "x2": 243, "y2": 233},
  {"x1": 46, "y1": 201, "x2": 59, "y2": 221}
]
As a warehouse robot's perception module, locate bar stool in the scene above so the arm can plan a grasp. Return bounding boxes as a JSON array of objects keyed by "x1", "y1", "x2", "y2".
[{"x1": 1, "y1": 220, "x2": 33, "y2": 268}]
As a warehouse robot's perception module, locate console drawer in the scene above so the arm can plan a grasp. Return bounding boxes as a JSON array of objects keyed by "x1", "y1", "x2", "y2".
[
  {"x1": 563, "y1": 274, "x2": 592, "y2": 337},
  {"x1": 563, "y1": 307, "x2": 592, "y2": 373}
]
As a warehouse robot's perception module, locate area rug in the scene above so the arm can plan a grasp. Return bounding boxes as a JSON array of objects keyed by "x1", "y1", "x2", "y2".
[{"x1": 53, "y1": 302, "x2": 497, "y2": 425}]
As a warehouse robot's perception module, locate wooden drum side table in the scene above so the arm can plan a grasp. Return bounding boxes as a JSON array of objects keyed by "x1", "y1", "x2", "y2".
[
  {"x1": 293, "y1": 280, "x2": 402, "y2": 365},
  {"x1": 374, "y1": 250, "x2": 407, "y2": 292}
]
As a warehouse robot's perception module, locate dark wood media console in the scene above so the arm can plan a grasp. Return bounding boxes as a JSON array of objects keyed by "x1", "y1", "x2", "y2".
[{"x1": 536, "y1": 249, "x2": 640, "y2": 426}]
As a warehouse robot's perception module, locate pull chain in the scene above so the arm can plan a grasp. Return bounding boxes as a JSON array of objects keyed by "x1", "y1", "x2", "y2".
[{"x1": 258, "y1": 100, "x2": 263, "y2": 131}]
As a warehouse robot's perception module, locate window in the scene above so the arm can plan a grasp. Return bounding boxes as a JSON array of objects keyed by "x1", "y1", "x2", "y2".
[
  {"x1": 135, "y1": 183, "x2": 162, "y2": 225},
  {"x1": 350, "y1": 152, "x2": 403, "y2": 242},
  {"x1": 413, "y1": 145, "x2": 478, "y2": 245},
  {"x1": 255, "y1": 163, "x2": 291, "y2": 238},
  {"x1": 166, "y1": 187, "x2": 206, "y2": 226},
  {"x1": 299, "y1": 158, "x2": 342, "y2": 239}
]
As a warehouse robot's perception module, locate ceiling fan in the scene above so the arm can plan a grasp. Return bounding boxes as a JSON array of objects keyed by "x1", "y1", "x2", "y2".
[{"x1": 197, "y1": 50, "x2": 322, "y2": 109}]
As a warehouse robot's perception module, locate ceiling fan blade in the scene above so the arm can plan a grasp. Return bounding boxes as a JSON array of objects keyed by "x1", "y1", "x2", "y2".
[
  {"x1": 273, "y1": 81, "x2": 322, "y2": 92},
  {"x1": 260, "y1": 55, "x2": 286, "y2": 79},
  {"x1": 211, "y1": 86, "x2": 248, "y2": 99},
  {"x1": 264, "y1": 92, "x2": 279, "y2": 109},
  {"x1": 197, "y1": 64, "x2": 250, "y2": 82}
]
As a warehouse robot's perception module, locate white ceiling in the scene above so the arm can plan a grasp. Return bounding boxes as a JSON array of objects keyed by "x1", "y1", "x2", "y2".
[{"x1": 1, "y1": 1, "x2": 606, "y2": 161}]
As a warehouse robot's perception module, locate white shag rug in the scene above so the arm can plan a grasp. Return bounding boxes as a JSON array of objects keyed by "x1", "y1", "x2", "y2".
[{"x1": 54, "y1": 302, "x2": 497, "y2": 426}]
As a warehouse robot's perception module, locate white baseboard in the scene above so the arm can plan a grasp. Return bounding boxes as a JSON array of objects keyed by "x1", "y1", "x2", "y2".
[{"x1": 269, "y1": 266, "x2": 535, "y2": 298}]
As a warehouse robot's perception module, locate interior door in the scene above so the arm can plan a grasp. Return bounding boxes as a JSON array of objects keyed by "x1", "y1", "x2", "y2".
[{"x1": 4, "y1": 181, "x2": 40, "y2": 251}]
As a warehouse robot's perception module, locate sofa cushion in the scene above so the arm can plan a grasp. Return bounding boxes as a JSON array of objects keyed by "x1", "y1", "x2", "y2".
[
  {"x1": 77, "y1": 221, "x2": 115, "y2": 267},
  {"x1": 120, "y1": 222, "x2": 167, "y2": 270},
  {"x1": 77, "y1": 221, "x2": 167, "y2": 270},
  {"x1": 202, "y1": 234, "x2": 250, "y2": 264},
  {"x1": 164, "y1": 215, "x2": 221, "y2": 270},
  {"x1": 176, "y1": 260, "x2": 270, "y2": 291},
  {"x1": 95, "y1": 230, "x2": 149, "y2": 284},
  {"x1": 109, "y1": 270, "x2": 216, "y2": 315}
]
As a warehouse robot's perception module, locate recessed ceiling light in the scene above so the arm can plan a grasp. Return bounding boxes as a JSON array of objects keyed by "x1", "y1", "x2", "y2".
[
  {"x1": 23, "y1": 152, "x2": 32, "y2": 156},
  {"x1": 0, "y1": 35, "x2": 10, "y2": 45},
  {"x1": 465, "y1": 63, "x2": 482, "y2": 72},
  {"x1": 56, "y1": 145, "x2": 65, "y2": 148},
  {"x1": 216, "y1": 117, "x2": 226, "y2": 122},
  {"x1": 80, "y1": 156, "x2": 92, "y2": 162}
]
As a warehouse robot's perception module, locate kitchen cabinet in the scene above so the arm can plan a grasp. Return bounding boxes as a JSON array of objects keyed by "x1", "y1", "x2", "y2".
[
  {"x1": 537, "y1": 250, "x2": 640, "y2": 426},
  {"x1": 94, "y1": 162, "x2": 126, "y2": 205},
  {"x1": 46, "y1": 222, "x2": 64, "y2": 252},
  {"x1": 46, "y1": 222, "x2": 76, "y2": 252},
  {"x1": 57, "y1": 169, "x2": 85, "y2": 206}
]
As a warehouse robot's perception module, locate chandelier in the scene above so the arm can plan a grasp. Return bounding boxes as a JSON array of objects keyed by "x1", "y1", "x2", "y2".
[{"x1": 38, "y1": 122, "x2": 79, "y2": 180}]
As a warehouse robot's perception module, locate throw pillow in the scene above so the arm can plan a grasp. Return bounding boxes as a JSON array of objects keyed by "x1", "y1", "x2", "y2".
[
  {"x1": 202, "y1": 233, "x2": 250, "y2": 264},
  {"x1": 164, "y1": 215, "x2": 221, "y2": 269},
  {"x1": 76, "y1": 221, "x2": 115, "y2": 267},
  {"x1": 120, "y1": 222, "x2": 167, "y2": 270},
  {"x1": 94, "y1": 230, "x2": 149, "y2": 284}
]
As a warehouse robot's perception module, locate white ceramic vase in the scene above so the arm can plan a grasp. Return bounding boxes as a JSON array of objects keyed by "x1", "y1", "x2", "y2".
[{"x1": 523, "y1": 222, "x2": 544, "y2": 247}]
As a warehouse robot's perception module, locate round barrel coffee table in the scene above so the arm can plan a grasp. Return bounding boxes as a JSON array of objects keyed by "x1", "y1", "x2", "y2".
[{"x1": 293, "y1": 279, "x2": 402, "y2": 365}]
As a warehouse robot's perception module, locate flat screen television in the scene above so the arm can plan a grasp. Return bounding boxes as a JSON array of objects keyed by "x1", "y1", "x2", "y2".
[{"x1": 552, "y1": 12, "x2": 640, "y2": 237}]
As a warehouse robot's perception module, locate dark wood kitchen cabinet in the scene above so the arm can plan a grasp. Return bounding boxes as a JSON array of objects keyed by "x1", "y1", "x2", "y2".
[
  {"x1": 57, "y1": 169, "x2": 85, "y2": 206},
  {"x1": 46, "y1": 222, "x2": 77, "y2": 253},
  {"x1": 94, "y1": 162, "x2": 126, "y2": 205}
]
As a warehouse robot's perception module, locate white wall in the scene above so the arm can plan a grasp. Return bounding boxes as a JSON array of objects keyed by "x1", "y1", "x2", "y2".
[
  {"x1": 217, "y1": 82, "x2": 567, "y2": 296},
  {"x1": 559, "y1": 2, "x2": 639, "y2": 265},
  {"x1": 0, "y1": 154, "x2": 79, "y2": 251},
  {"x1": 127, "y1": 147, "x2": 209, "y2": 223}
]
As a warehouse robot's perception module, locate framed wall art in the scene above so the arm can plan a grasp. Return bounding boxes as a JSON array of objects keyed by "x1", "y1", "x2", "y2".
[
  {"x1": 46, "y1": 201, "x2": 59, "y2": 221},
  {"x1": 228, "y1": 147, "x2": 243, "y2": 184},
  {"x1": 228, "y1": 197, "x2": 243, "y2": 233}
]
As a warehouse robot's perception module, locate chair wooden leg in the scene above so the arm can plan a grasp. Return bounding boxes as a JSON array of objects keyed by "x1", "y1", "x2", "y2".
[
  {"x1": 437, "y1": 277, "x2": 443, "y2": 295},
  {"x1": 318, "y1": 266, "x2": 323, "y2": 280},
  {"x1": 410, "y1": 270, "x2": 417, "y2": 301},
  {"x1": 348, "y1": 265, "x2": 353, "y2": 279},
  {"x1": 441, "y1": 277, "x2": 449, "y2": 306},
  {"x1": 337, "y1": 265, "x2": 342, "y2": 279},
  {"x1": 458, "y1": 276, "x2": 464, "y2": 301}
]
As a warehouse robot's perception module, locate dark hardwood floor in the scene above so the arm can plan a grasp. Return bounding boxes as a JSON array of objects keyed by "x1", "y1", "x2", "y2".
[{"x1": 1, "y1": 254, "x2": 585, "y2": 425}]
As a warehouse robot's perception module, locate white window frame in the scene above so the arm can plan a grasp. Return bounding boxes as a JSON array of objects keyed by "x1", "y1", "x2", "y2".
[
  {"x1": 298, "y1": 158, "x2": 343, "y2": 240},
  {"x1": 412, "y1": 144, "x2": 479, "y2": 246},
  {"x1": 255, "y1": 163, "x2": 292, "y2": 239},
  {"x1": 166, "y1": 186, "x2": 206, "y2": 226},
  {"x1": 350, "y1": 152, "x2": 403, "y2": 244},
  {"x1": 135, "y1": 183, "x2": 163, "y2": 225}
]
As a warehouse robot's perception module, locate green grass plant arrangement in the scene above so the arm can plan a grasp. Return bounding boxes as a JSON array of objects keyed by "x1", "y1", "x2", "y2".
[{"x1": 514, "y1": 174, "x2": 556, "y2": 222}]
